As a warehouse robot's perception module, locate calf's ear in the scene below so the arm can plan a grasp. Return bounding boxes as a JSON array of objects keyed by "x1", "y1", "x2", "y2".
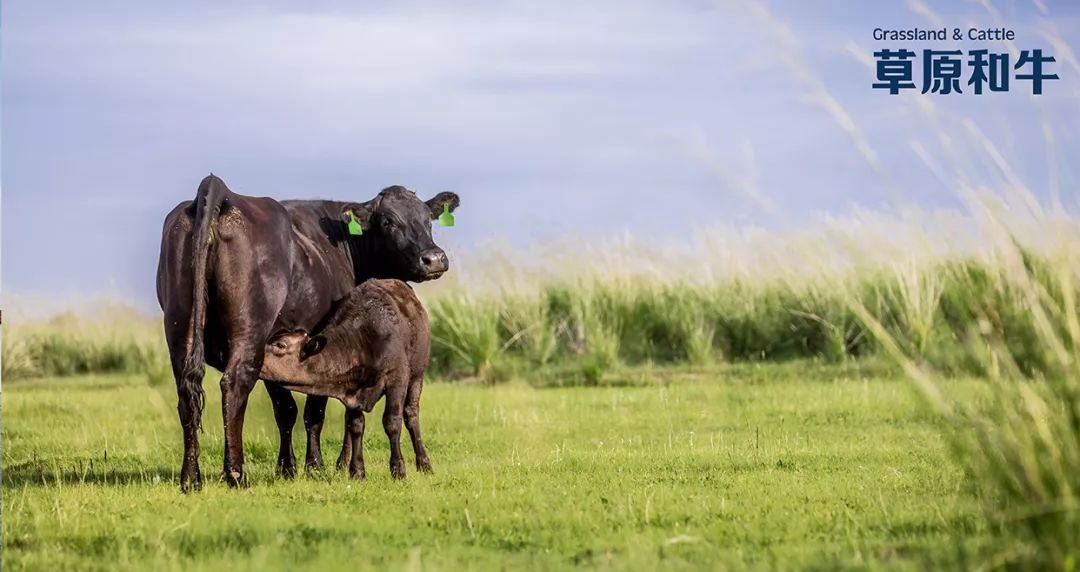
[
  {"x1": 426, "y1": 192, "x2": 460, "y2": 219},
  {"x1": 302, "y1": 335, "x2": 328, "y2": 359}
]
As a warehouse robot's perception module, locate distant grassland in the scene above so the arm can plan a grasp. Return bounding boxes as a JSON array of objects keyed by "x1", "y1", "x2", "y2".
[
  {"x1": 0, "y1": 259, "x2": 1018, "y2": 382},
  {"x1": 4, "y1": 218, "x2": 1076, "y2": 387}
]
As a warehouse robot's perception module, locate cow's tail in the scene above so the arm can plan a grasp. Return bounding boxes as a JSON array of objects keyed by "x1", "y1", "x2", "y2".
[{"x1": 180, "y1": 174, "x2": 226, "y2": 431}]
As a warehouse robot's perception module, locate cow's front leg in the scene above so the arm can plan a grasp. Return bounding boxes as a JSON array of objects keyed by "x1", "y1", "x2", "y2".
[
  {"x1": 344, "y1": 406, "x2": 366, "y2": 479},
  {"x1": 221, "y1": 349, "x2": 261, "y2": 488},
  {"x1": 303, "y1": 396, "x2": 328, "y2": 470},
  {"x1": 264, "y1": 383, "x2": 298, "y2": 478}
]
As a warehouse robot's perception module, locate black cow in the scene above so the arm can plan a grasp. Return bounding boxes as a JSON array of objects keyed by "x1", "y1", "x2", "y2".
[{"x1": 156, "y1": 174, "x2": 458, "y2": 491}]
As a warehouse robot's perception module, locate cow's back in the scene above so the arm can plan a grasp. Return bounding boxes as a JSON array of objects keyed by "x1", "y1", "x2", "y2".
[{"x1": 158, "y1": 190, "x2": 359, "y2": 369}]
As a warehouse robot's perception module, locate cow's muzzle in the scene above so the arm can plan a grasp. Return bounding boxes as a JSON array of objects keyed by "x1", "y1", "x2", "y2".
[{"x1": 418, "y1": 248, "x2": 449, "y2": 278}]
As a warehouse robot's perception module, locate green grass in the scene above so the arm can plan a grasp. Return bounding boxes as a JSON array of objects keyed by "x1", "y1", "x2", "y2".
[{"x1": 2, "y1": 363, "x2": 991, "y2": 570}]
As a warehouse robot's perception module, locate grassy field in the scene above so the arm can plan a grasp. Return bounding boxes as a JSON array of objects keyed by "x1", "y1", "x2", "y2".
[
  {"x1": 3, "y1": 198, "x2": 1076, "y2": 569},
  {"x1": 3, "y1": 207, "x2": 1077, "y2": 569},
  {"x1": 2, "y1": 361, "x2": 992, "y2": 570}
]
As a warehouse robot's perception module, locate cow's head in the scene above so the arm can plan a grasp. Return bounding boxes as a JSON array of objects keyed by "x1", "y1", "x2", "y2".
[{"x1": 345, "y1": 186, "x2": 459, "y2": 282}]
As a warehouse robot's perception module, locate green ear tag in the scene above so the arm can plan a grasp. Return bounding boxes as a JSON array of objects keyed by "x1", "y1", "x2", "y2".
[
  {"x1": 438, "y1": 203, "x2": 455, "y2": 227},
  {"x1": 346, "y1": 211, "x2": 364, "y2": 236}
]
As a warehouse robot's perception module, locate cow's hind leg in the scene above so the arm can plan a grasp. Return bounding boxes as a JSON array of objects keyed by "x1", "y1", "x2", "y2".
[
  {"x1": 216, "y1": 285, "x2": 281, "y2": 487},
  {"x1": 404, "y1": 374, "x2": 432, "y2": 473},
  {"x1": 176, "y1": 365, "x2": 204, "y2": 491},
  {"x1": 303, "y1": 396, "x2": 328, "y2": 470},
  {"x1": 220, "y1": 342, "x2": 264, "y2": 487},
  {"x1": 213, "y1": 217, "x2": 289, "y2": 488},
  {"x1": 164, "y1": 316, "x2": 204, "y2": 492},
  {"x1": 265, "y1": 384, "x2": 298, "y2": 477},
  {"x1": 169, "y1": 342, "x2": 204, "y2": 492}
]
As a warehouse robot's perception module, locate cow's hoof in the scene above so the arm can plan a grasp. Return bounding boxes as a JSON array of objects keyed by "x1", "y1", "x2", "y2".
[
  {"x1": 223, "y1": 469, "x2": 247, "y2": 488},
  {"x1": 304, "y1": 451, "x2": 324, "y2": 470},
  {"x1": 416, "y1": 458, "x2": 433, "y2": 473},
  {"x1": 180, "y1": 474, "x2": 203, "y2": 494},
  {"x1": 277, "y1": 465, "x2": 297, "y2": 479},
  {"x1": 180, "y1": 462, "x2": 203, "y2": 493},
  {"x1": 349, "y1": 468, "x2": 366, "y2": 481},
  {"x1": 277, "y1": 459, "x2": 298, "y2": 479}
]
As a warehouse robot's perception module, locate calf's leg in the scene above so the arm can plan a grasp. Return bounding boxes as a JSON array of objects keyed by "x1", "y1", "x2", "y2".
[
  {"x1": 404, "y1": 375, "x2": 432, "y2": 473},
  {"x1": 383, "y1": 382, "x2": 408, "y2": 479},
  {"x1": 303, "y1": 396, "x2": 328, "y2": 470},
  {"x1": 344, "y1": 407, "x2": 366, "y2": 479},
  {"x1": 338, "y1": 377, "x2": 388, "y2": 470},
  {"x1": 264, "y1": 383, "x2": 298, "y2": 477},
  {"x1": 335, "y1": 422, "x2": 353, "y2": 471}
]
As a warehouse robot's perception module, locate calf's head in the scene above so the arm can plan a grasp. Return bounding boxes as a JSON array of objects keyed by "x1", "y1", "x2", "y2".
[
  {"x1": 263, "y1": 331, "x2": 352, "y2": 385},
  {"x1": 263, "y1": 333, "x2": 319, "y2": 384},
  {"x1": 347, "y1": 186, "x2": 459, "y2": 282}
]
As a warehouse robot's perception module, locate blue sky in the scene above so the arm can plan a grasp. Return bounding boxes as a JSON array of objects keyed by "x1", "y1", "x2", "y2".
[{"x1": 3, "y1": 0, "x2": 1078, "y2": 305}]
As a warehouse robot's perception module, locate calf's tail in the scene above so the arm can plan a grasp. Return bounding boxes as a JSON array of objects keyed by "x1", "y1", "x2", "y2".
[{"x1": 180, "y1": 174, "x2": 227, "y2": 431}]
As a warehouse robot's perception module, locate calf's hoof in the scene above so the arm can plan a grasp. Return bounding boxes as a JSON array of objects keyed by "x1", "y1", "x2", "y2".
[
  {"x1": 390, "y1": 461, "x2": 407, "y2": 480},
  {"x1": 348, "y1": 467, "x2": 367, "y2": 481},
  {"x1": 416, "y1": 458, "x2": 433, "y2": 473}
]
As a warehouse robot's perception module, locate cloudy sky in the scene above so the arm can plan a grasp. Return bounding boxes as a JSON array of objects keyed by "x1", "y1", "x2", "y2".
[{"x1": 3, "y1": 0, "x2": 1078, "y2": 305}]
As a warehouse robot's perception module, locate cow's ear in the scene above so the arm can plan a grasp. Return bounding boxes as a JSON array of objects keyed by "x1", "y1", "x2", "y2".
[
  {"x1": 426, "y1": 192, "x2": 460, "y2": 219},
  {"x1": 340, "y1": 200, "x2": 375, "y2": 232},
  {"x1": 302, "y1": 335, "x2": 327, "y2": 358}
]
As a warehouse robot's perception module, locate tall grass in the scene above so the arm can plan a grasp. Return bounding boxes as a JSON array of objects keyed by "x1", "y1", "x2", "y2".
[
  {"x1": 2, "y1": 310, "x2": 171, "y2": 385},
  {"x1": 848, "y1": 209, "x2": 1080, "y2": 570},
  {"x1": 6, "y1": 224, "x2": 1077, "y2": 391},
  {"x1": 418, "y1": 229, "x2": 1078, "y2": 386}
]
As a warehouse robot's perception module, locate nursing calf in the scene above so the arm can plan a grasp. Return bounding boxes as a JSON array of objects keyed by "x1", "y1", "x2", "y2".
[{"x1": 260, "y1": 279, "x2": 432, "y2": 479}]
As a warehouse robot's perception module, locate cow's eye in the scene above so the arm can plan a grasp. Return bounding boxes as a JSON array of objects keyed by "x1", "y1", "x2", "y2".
[{"x1": 382, "y1": 218, "x2": 395, "y2": 229}]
